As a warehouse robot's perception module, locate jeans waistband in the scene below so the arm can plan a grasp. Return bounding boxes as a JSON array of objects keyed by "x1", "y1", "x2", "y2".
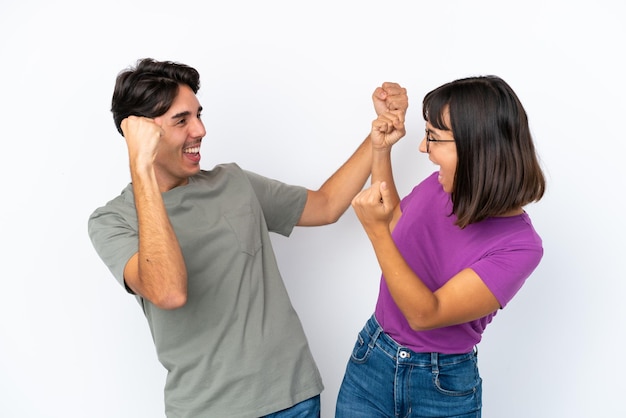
[{"x1": 365, "y1": 314, "x2": 477, "y2": 368}]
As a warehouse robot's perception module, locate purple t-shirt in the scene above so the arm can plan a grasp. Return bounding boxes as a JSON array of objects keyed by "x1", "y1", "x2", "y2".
[{"x1": 374, "y1": 172, "x2": 543, "y2": 354}]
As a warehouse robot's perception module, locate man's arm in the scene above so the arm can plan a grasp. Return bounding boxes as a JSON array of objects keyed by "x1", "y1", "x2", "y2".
[
  {"x1": 297, "y1": 135, "x2": 372, "y2": 226},
  {"x1": 297, "y1": 82, "x2": 408, "y2": 226},
  {"x1": 121, "y1": 116, "x2": 187, "y2": 309}
]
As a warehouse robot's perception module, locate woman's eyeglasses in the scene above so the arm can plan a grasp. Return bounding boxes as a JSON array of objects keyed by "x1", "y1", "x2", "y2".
[{"x1": 425, "y1": 129, "x2": 455, "y2": 153}]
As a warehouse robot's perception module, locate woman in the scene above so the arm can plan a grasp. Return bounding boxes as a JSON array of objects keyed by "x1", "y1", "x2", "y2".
[{"x1": 336, "y1": 76, "x2": 545, "y2": 417}]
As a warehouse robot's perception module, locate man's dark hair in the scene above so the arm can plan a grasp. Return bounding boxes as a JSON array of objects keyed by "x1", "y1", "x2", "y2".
[{"x1": 111, "y1": 58, "x2": 201, "y2": 135}]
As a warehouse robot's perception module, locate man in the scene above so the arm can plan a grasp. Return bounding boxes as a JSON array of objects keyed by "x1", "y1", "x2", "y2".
[{"x1": 88, "y1": 58, "x2": 407, "y2": 417}]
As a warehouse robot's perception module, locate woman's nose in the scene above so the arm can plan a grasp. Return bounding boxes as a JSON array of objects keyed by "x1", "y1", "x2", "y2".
[{"x1": 418, "y1": 137, "x2": 428, "y2": 153}]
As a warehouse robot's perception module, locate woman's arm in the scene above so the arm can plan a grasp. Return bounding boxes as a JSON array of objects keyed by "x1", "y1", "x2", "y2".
[{"x1": 351, "y1": 183, "x2": 500, "y2": 330}]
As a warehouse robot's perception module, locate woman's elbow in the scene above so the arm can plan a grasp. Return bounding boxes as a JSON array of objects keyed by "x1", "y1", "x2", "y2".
[
  {"x1": 407, "y1": 320, "x2": 437, "y2": 332},
  {"x1": 405, "y1": 308, "x2": 441, "y2": 331}
]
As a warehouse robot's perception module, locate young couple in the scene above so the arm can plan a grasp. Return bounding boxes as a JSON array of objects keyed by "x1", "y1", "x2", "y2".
[{"x1": 89, "y1": 58, "x2": 544, "y2": 417}]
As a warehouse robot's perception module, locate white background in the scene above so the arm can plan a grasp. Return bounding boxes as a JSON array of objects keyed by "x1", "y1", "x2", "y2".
[{"x1": 1, "y1": 1, "x2": 624, "y2": 417}]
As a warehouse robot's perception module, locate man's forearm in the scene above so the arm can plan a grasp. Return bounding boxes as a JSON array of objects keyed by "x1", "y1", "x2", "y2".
[
  {"x1": 129, "y1": 167, "x2": 188, "y2": 308},
  {"x1": 298, "y1": 135, "x2": 373, "y2": 226}
]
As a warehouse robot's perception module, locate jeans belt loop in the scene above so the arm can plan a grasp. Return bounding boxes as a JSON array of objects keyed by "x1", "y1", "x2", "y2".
[
  {"x1": 430, "y1": 352, "x2": 439, "y2": 374},
  {"x1": 368, "y1": 316, "x2": 383, "y2": 349}
]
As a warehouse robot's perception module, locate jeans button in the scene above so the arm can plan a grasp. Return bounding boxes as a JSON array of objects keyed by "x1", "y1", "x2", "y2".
[{"x1": 399, "y1": 351, "x2": 410, "y2": 359}]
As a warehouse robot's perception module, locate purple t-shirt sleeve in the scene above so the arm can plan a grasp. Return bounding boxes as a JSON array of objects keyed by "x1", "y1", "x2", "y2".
[{"x1": 470, "y1": 225, "x2": 543, "y2": 308}]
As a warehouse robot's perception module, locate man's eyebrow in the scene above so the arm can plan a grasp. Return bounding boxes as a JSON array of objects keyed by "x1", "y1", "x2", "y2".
[
  {"x1": 170, "y1": 107, "x2": 202, "y2": 120},
  {"x1": 170, "y1": 110, "x2": 192, "y2": 120}
]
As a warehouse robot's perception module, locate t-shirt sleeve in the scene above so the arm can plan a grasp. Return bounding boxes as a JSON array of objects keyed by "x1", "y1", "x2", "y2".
[
  {"x1": 242, "y1": 170, "x2": 308, "y2": 237},
  {"x1": 471, "y1": 240, "x2": 543, "y2": 309},
  {"x1": 88, "y1": 206, "x2": 138, "y2": 292}
]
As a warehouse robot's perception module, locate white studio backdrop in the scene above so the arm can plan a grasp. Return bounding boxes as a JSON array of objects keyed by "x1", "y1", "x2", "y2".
[{"x1": 1, "y1": 1, "x2": 624, "y2": 417}]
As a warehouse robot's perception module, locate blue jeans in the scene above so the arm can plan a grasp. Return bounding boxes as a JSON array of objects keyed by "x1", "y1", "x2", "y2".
[
  {"x1": 261, "y1": 395, "x2": 320, "y2": 418},
  {"x1": 336, "y1": 315, "x2": 482, "y2": 418}
]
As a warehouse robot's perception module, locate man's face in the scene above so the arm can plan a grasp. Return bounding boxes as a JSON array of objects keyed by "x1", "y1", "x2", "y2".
[{"x1": 153, "y1": 85, "x2": 206, "y2": 191}]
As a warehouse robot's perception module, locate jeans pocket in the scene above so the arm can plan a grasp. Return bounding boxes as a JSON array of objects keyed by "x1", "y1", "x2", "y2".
[
  {"x1": 432, "y1": 356, "x2": 482, "y2": 397},
  {"x1": 350, "y1": 329, "x2": 373, "y2": 363}
]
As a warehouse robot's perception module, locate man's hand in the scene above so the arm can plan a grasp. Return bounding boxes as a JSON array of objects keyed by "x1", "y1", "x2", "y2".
[
  {"x1": 372, "y1": 82, "x2": 409, "y2": 116},
  {"x1": 121, "y1": 116, "x2": 163, "y2": 167}
]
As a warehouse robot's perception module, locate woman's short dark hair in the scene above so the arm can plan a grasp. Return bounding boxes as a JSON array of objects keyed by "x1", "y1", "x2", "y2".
[
  {"x1": 111, "y1": 58, "x2": 201, "y2": 135},
  {"x1": 423, "y1": 75, "x2": 545, "y2": 228}
]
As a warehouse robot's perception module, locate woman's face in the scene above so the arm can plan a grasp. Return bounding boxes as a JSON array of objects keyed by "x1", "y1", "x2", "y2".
[{"x1": 419, "y1": 110, "x2": 457, "y2": 193}]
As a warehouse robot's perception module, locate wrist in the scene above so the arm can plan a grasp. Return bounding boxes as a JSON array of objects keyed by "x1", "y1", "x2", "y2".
[{"x1": 372, "y1": 145, "x2": 391, "y2": 160}]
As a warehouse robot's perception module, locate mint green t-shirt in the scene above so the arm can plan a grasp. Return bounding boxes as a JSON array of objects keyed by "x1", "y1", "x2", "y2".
[{"x1": 88, "y1": 163, "x2": 323, "y2": 418}]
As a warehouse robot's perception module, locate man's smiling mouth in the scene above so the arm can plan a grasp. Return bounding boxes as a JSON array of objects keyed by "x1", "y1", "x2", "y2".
[{"x1": 183, "y1": 145, "x2": 201, "y2": 154}]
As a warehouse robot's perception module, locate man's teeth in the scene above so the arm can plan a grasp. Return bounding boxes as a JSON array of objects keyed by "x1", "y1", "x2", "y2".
[{"x1": 184, "y1": 146, "x2": 200, "y2": 154}]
